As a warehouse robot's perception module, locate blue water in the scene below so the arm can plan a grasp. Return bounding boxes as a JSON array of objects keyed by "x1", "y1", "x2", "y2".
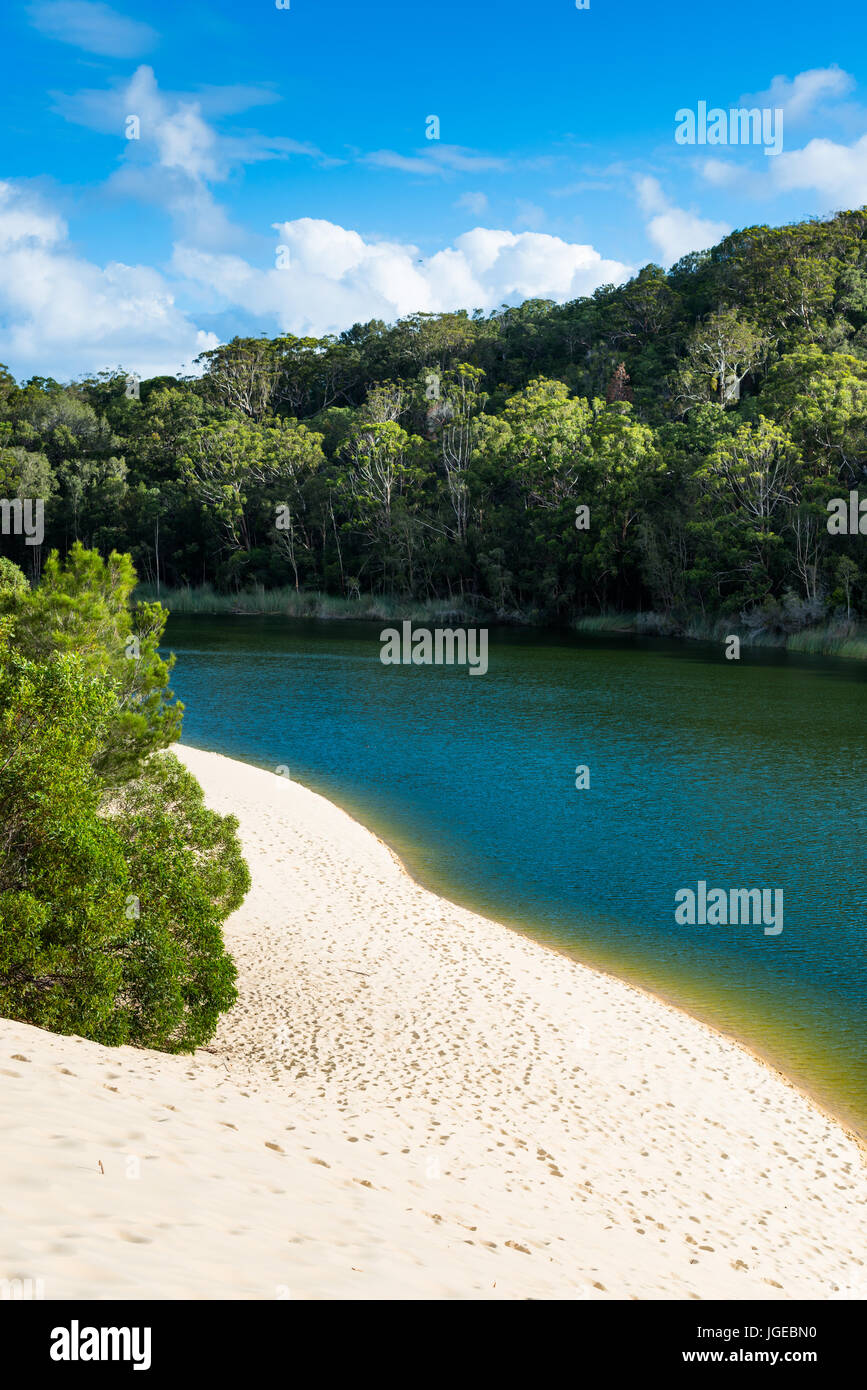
[{"x1": 165, "y1": 617, "x2": 867, "y2": 1135}]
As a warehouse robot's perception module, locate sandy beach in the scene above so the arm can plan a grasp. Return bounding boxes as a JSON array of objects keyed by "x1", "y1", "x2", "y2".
[{"x1": 1, "y1": 743, "x2": 865, "y2": 1301}]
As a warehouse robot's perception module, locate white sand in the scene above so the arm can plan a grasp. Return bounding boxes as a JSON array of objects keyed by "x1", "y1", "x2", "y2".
[{"x1": 1, "y1": 744, "x2": 865, "y2": 1301}]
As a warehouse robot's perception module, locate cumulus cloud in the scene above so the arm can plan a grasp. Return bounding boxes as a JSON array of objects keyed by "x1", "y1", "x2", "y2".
[
  {"x1": 172, "y1": 218, "x2": 633, "y2": 336},
  {"x1": 699, "y1": 127, "x2": 867, "y2": 207},
  {"x1": 695, "y1": 67, "x2": 865, "y2": 199},
  {"x1": 0, "y1": 181, "x2": 632, "y2": 379},
  {"x1": 742, "y1": 66, "x2": 855, "y2": 124},
  {"x1": 0, "y1": 182, "x2": 217, "y2": 380},
  {"x1": 27, "y1": 1, "x2": 157, "y2": 58},
  {"x1": 50, "y1": 66, "x2": 335, "y2": 250},
  {"x1": 771, "y1": 133, "x2": 867, "y2": 206},
  {"x1": 635, "y1": 176, "x2": 729, "y2": 266}
]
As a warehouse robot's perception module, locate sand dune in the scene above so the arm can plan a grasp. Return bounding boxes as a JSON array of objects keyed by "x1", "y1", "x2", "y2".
[{"x1": 1, "y1": 744, "x2": 865, "y2": 1300}]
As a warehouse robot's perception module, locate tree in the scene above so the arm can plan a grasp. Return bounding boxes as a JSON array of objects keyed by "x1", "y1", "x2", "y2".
[
  {"x1": 487, "y1": 377, "x2": 596, "y2": 512},
  {"x1": 1, "y1": 544, "x2": 183, "y2": 785},
  {"x1": 340, "y1": 393, "x2": 428, "y2": 591},
  {"x1": 111, "y1": 753, "x2": 247, "y2": 1050},
  {"x1": 606, "y1": 363, "x2": 634, "y2": 404},
  {"x1": 701, "y1": 418, "x2": 800, "y2": 528},
  {"x1": 697, "y1": 417, "x2": 801, "y2": 588},
  {"x1": 757, "y1": 348, "x2": 867, "y2": 481},
  {"x1": 179, "y1": 415, "x2": 324, "y2": 584},
  {"x1": 790, "y1": 506, "x2": 824, "y2": 603},
  {"x1": 0, "y1": 557, "x2": 27, "y2": 595},
  {"x1": 195, "y1": 337, "x2": 283, "y2": 422},
  {"x1": 0, "y1": 640, "x2": 129, "y2": 1041},
  {"x1": 836, "y1": 555, "x2": 859, "y2": 619},
  {"x1": 0, "y1": 445, "x2": 56, "y2": 576},
  {"x1": 13, "y1": 385, "x2": 116, "y2": 465},
  {"x1": 674, "y1": 308, "x2": 767, "y2": 411},
  {"x1": 438, "y1": 363, "x2": 487, "y2": 543},
  {"x1": 56, "y1": 453, "x2": 128, "y2": 550},
  {"x1": 0, "y1": 634, "x2": 245, "y2": 1051}
]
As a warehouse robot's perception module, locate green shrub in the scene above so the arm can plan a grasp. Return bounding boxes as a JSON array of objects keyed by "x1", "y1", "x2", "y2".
[
  {"x1": 0, "y1": 634, "x2": 246, "y2": 1051},
  {"x1": 111, "y1": 753, "x2": 248, "y2": 1050},
  {"x1": 1, "y1": 543, "x2": 183, "y2": 785}
]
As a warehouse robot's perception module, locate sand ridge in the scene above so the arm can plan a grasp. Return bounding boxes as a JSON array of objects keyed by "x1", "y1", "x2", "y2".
[{"x1": 1, "y1": 744, "x2": 865, "y2": 1300}]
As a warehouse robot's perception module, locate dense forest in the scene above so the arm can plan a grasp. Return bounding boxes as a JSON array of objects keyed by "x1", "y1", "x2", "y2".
[{"x1": 2, "y1": 209, "x2": 867, "y2": 639}]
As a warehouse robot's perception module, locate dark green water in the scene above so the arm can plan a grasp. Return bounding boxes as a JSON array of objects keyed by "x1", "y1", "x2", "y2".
[{"x1": 165, "y1": 617, "x2": 867, "y2": 1137}]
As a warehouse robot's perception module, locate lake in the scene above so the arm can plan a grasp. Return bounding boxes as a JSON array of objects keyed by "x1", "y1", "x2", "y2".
[{"x1": 165, "y1": 617, "x2": 867, "y2": 1137}]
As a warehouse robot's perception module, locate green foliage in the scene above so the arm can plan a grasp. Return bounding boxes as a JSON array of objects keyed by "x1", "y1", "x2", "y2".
[
  {"x1": 1, "y1": 543, "x2": 183, "y2": 784},
  {"x1": 2, "y1": 205, "x2": 867, "y2": 624},
  {"x1": 0, "y1": 633, "x2": 244, "y2": 1051},
  {"x1": 0, "y1": 640, "x2": 128, "y2": 1039},
  {"x1": 110, "y1": 754, "x2": 247, "y2": 1050},
  {"x1": 0, "y1": 557, "x2": 27, "y2": 594}
]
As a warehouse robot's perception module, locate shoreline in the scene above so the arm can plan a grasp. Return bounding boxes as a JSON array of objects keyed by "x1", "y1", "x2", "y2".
[
  {"x1": 2, "y1": 743, "x2": 866, "y2": 1300},
  {"x1": 184, "y1": 739, "x2": 867, "y2": 1153},
  {"x1": 153, "y1": 589, "x2": 867, "y2": 664},
  {"x1": 371, "y1": 829, "x2": 867, "y2": 1159}
]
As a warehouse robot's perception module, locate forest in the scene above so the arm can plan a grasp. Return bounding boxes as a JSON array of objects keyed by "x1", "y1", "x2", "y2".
[{"x1": 2, "y1": 208, "x2": 867, "y2": 643}]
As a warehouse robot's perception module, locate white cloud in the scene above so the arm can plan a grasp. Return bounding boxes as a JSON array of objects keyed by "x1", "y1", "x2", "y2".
[
  {"x1": 155, "y1": 103, "x2": 221, "y2": 184},
  {"x1": 697, "y1": 117, "x2": 867, "y2": 207},
  {"x1": 52, "y1": 73, "x2": 282, "y2": 136},
  {"x1": 0, "y1": 182, "x2": 216, "y2": 380},
  {"x1": 0, "y1": 179, "x2": 632, "y2": 379},
  {"x1": 56, "y1": 66, "x2": 320, "y2": 184},
  {"x1": 699, "y1": 158, "x2": 743, "y2": 189},
  {"x1": 742, "y1": 66, "x2": 855, "y2": 124},
  {"x1": 364, "y1": 145, "x2": 509, "y2": 177},
  {"x1": 52, "y1": 67, "x2": 334, "y2": 249},
  {"x1": 636, "y1": 176, "x2": 730, "y2": 265},
  {"x1": 173, "y1": 217, "x2": 633, "y2": 336},
  {"x1": 771, "y1": 133, "x2": 867, "y2": 205},
  {"x1": 27, "y1": 1, "x2": 157, "y2": 58}
]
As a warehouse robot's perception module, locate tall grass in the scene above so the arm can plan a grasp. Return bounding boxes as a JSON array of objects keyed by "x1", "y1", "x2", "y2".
[
  {"x1": 136, "y1": 583, "x2": 496, "y2": 624},
  {"x1": 572, "y1": 612, "x2": 644, "y2": 634},
  {"x1": 786, "y1": 625, "x2": 867, "y2": 659},
  {"x1": 571, "y1": 610, "x2": 867, "y2": 662},
  {"x1": 140, "y1": 584, "x2": 867, "y2": 662}
]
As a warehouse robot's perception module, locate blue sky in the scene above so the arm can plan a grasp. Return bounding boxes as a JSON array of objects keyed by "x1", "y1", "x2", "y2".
[{"x1": 2, "y1": 0, "x2": 867, "y2": 379}]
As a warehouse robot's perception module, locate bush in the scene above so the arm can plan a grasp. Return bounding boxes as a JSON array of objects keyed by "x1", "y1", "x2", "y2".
[
  {"x1": 1, "y1": 543, "x2": 183, "y2": 786},
  {"x1": 0, "y1": 557, "x2": 27, "y2": 594},
  {"x1": 741, "y1": 588, "x2": 826, "y2": 637},
  {"x1": 0, "y1": 643, "x2": 128, "y2": 1039},
  {"x1": 112, "y1": 753, "x2": 248, "y2": 1050},
  {"x1": 0, "y1": 634, "x2": 246, "y2": 1051}
]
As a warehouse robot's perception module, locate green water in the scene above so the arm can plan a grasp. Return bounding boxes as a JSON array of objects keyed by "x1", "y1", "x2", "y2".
[{"x1": 166, "y1": 618, "x2": 867, "y2": 1137}]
